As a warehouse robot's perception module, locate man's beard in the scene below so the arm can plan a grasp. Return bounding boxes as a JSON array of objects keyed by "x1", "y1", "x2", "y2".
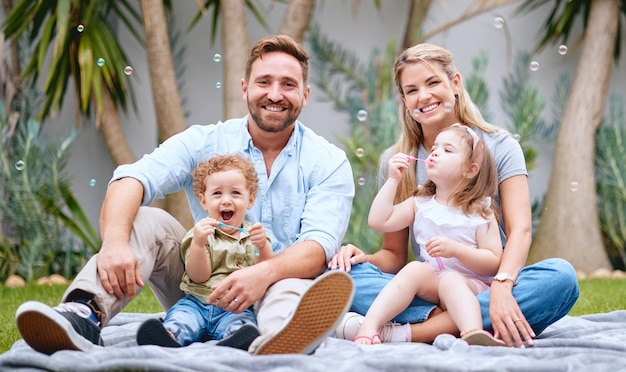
[{"x1": 248, "y1": 100, "x2": 301, "y2": 133}]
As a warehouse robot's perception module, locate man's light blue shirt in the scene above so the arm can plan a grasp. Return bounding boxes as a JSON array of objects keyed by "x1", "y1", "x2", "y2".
[{"x1": 111, "y1": 117, "x2": 355, "y2": 260}]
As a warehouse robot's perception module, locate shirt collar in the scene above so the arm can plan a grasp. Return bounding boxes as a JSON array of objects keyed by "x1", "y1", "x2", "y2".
[{"x1": 240, "y1": 115, "x2": 300, "y2": 156}]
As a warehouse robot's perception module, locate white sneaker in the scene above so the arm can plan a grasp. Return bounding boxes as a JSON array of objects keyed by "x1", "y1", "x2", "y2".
[{"x1": 335, "y1": 312, "x2": 410, "y2": 342}]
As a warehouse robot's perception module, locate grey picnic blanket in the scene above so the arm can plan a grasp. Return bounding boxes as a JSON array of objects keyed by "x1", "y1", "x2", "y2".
[{"x1": 1, "y1": 310, "x2": 625, "y2": 371}]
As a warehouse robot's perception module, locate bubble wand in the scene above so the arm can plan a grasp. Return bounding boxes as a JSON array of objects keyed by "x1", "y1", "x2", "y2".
[
  {"x1": 407, "y1": 155, "x2": 429, "y2": 163},
  {"x1": 217, "y1": 222, "x2": 259, "y2": 256}
]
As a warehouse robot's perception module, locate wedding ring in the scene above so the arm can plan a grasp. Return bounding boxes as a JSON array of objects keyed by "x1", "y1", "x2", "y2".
[
  {"x1": 513, "y1": 319, "x2": 522, "y2": 322},
  {"x1": 233, "y1": 298, "x2": 240, "y2": 305}
]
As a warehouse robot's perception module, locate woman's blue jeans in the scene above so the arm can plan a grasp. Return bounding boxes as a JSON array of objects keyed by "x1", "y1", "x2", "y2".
[
  {"x1": 348, "y1": 258, "x2": 579, "y2": 335},
  {"x1": 163, "y1": 294, "x2": 257, "y2": 346}
]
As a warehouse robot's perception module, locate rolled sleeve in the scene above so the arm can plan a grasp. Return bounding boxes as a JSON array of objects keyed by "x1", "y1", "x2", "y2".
[{"x1": 296, "y1": 155, "x2": 354, "y2": 261}]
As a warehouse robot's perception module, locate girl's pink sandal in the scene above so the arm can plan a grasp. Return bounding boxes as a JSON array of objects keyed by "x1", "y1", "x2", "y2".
[{"x1": 353, "y1": 333, "x2": 382, "y2": 344}]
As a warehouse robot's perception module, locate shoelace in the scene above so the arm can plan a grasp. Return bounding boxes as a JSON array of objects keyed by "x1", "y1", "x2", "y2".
[{"x1": 55, "y1": 302, "x2": 93, "y2": 319}]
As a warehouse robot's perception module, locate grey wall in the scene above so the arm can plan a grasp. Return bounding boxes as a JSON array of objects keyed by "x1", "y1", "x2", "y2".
[{"x1": 33, "y1": 0, "x2": 626, "y2": 232}]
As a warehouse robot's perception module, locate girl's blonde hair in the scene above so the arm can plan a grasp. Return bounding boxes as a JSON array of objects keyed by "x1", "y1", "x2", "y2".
[
  {"x1": 392, "y1": 43, "x2": 500, "y2": 203},
  {"x1": 415, "y1": 125, "x2": 498, "y2": 219}
]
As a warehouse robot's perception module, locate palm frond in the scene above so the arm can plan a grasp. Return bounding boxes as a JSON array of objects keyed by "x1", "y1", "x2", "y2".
[{"x1": 516, "y1": 0, "x2": 625, "y2": 60}]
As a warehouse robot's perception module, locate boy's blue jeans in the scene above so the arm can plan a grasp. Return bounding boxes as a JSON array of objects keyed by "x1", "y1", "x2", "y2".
[
  {"x1": 163, "y1": 294, "x2": 257, "y2": 346},
  {"x1": 348, "y1": 258, "x2": 579, "y2": 335}
]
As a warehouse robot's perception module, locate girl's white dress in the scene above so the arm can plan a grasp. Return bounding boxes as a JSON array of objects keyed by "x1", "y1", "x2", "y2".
[{"x1": 413, "y1": 195, "x2": 495, "y2": 291}]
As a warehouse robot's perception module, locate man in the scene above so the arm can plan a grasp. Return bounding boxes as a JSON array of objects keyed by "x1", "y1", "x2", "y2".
[{"x1": 16, "y1": 34, "x2": 355, "y2": 355}]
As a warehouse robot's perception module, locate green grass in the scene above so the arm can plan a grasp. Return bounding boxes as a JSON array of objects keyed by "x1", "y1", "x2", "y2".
[{"x1": 1, "y1": 279, "x2": 625, "y2": 353}]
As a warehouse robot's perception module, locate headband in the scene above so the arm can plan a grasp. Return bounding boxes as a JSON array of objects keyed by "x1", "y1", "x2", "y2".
[{"x1": 450, "y1": 123, "x2": 484, "y2": 165}]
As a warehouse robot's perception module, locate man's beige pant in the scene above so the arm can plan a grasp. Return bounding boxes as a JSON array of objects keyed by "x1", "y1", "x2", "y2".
[{"x1": 62, "y1": 206, "x2": 312, "y2": 351}]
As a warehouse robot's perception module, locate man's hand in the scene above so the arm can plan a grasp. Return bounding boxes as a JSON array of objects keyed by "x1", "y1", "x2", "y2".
[
  {"x1": 207, "y1": 263, "x2": 272, "y2": 313},
  {"x1": 97, "y1": 241, "x2": 144, "y2": 299}
]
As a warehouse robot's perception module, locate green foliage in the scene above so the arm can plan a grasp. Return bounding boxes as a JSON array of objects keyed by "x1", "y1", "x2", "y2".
[
  {"x1": 308, "y1": 27, "x2": 399, "y2": 253},
  {"x1": 465, "y1": 51, "x2": 491, "y2": 122},
  {"x1": 2, "y1": 0, "x2": 141, "y2": 121},
  {"x1": 188, "y1": 0, "x2": 272, "y2": 43},
  {"x1": 517, "y1": 0, "x2": 626, "y2": 61},
  {"x1": 0, "y1": 77, "x2": 100, "y2": 282},
  {"x1": 596, "y1": 94, "x2": 626, "y2": 270},
  {"x1": 499, "y1": 52, "x2": 548, "y2": 171}
]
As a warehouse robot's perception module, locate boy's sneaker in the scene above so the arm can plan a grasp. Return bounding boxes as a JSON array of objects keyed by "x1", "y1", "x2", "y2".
[
  {"x1": 335, "y1": 312, "x2": 411, "y2": 342},
  {"x1": 16, "y1": 301, "x2": 104, "y2": 355},
  {"x1": 216, "y1": 324, "x2": 260, "y2": 350},
  {"x1": 254, "y1": 270, "x2": 355, "y2": 355},
  {"x1": 136, "y1": 318, "x2": 181, "y2": 348}
]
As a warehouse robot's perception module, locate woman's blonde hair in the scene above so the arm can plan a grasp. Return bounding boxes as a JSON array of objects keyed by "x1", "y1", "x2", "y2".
[
  {"x1": 392, "y1": 43, "x2": 500, "y2": 203},
  {"x1": 415, "y1": 125, "x2": 498, "y2": 219}
]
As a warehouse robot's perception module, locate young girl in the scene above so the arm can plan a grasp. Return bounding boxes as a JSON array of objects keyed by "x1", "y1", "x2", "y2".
[{"x1": 354, "y1": 124, "x2": 504, "y2": 346}]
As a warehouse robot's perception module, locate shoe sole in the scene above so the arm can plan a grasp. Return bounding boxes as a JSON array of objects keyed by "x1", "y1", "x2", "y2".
[
  {"x1": 462, "y1": 330, "x2": 505, "y2": 346},
  {"x1": 136, "y1": 318, "x2": 181, "y2": 348},
  {"x1": 255, "y1": 270, "x2": 354, "y2": 355},
  {"x1": 16, "y1": 301, "x2": 102, "y2": 354},
  {"x1": 216, "y1": 324, "x2": 260, "y2": 350}
]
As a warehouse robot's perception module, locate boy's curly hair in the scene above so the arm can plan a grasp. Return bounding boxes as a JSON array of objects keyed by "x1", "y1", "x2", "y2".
[{"x1": 192, "y1": 154, "x2": 259, "y2": 200}]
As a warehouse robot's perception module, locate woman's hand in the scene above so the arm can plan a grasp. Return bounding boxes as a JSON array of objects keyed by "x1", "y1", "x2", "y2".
[
  {"x1": 327, "y1": 244, "x2": 369, "y2": 272},
  {"x1": 489, "y1": 281, "x2": 535, "y2": 348}
]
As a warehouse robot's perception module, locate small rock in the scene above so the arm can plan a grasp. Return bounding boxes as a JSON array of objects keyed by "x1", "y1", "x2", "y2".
[
  {"x1": 48, "y1": 274, "x2": 68, "y2": 285},
  {"x1": 37, "y1": 274, "x2": 69, "y2": 285},
  {"x1": 6, "y1": 274, "x2": 25, "y2": 288},
  {"x1": 588, "y1": 268, "x2": 613, "y2": 279},
  {"x1": 611, "y1": 270, "x2": 626, "y2": 279}
]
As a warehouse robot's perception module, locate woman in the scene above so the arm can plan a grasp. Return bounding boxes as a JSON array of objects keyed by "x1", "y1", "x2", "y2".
[{"x1": 330, "y1": 43, "x2": 579, "y2": 348}]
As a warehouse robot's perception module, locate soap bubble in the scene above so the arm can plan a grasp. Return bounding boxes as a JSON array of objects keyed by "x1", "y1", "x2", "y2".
[
  {"x1": 443, "y1": 102, "x2": 453, "y2": 113},
  {"x1": 213, "y1": 54, "x2": 222, "y2": 63},
  {"x1": 77, "y1": 24, "x2": 85, "y2": 33},
  {"x1": 89, "y1": 179, "x2": 97, "y2": 187},
  {"x1": 570, "y1": 181, "x2": 579, "y2": 192},
  {"x1": 97, "y1": 58, "x2": 105, "y2": 67},
  {"x1": 215, "y1": 82, "x2": 222, "y2": 89},
  {"x1": 357, "y1": 177, "x2": 366, "y2": 186},
  {"x1": 123, "y1": 66, "x2": 133, "y2": 76},
  {"x1": 355, "y1": 148, "x2": 365, "y2": 158},
  {"x1": 512, "y1": 133, "x2": 521, "y2": 142},
  {"x1": 493, "y1": 17, "x2": 504, "y2": 29},
  {"x1": 529, "y1": 61, "x2": 539, "y2": 72},
  {"x1": 357, "y1": 110, "x2": 368, "y2": 122},
  {"x1": 558, "y1": 45, "x2": 568, "y2": 55},
  {"x1": 15, "y1": 160, "x2": 25, "y2": 171}
]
